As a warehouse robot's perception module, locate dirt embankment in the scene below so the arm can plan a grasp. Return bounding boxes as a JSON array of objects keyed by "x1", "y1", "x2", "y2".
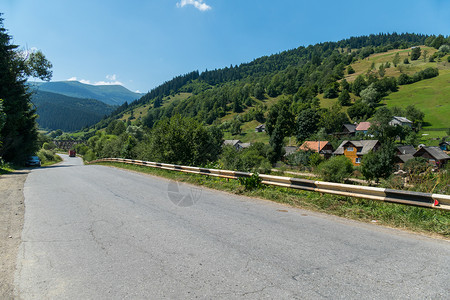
[{"x1": 0, "y1": 170, "x2": 28, "y2": 299}]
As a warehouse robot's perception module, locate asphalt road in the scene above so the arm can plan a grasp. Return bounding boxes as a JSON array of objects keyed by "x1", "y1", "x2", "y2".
[{"x1": 14, "y1": 155, "x2": 450, "y2": 299}]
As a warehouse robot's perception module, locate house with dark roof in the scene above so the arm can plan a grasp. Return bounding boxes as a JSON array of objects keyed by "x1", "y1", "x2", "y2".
[
  {"x1": 395, "y1": 154, "x2": 415, "y2": 169},
  {"x1": 255, "y1": 124, "x2": 266, "y2": 133},
  {"x1": 394, "y1": 145, "x2": 416, "y2": 169},
  {"x1": 355, "y1": 122, "x2": 371, "y2": 134},
  {"x1": 413, "y1": 146, "x2": 450, "y2": 168},
  {"x1": 223, "y1": 140, "x2": 244, "y2": 151},
  {"x1": 342, "y1": 124, "x2": 356, "y2": 136},
  {"x1": 389, "y1": 116, "x2": 413, "y2": 127},
  {"x1": 299, "y1": 141, "x2": 334, "y2": 158},
  {"x1": 396, "y1": 145, "x2": 416, "y2": 155},
  {"x1": 333, "y1": 140, "x2": 381, "y2": 166}
]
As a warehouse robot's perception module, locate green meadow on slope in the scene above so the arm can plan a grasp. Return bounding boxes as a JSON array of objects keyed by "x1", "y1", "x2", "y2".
[{"x1": 382, "y1": 69, "x2": 450, "y2": 129}]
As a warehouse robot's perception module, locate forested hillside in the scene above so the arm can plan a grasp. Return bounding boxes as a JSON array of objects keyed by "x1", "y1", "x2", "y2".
[
  {"x1": 32, "y1": 91, "x2": 115, "y2": 131},
  {"x1": 89, "y1": 33, "x2": 449, "y2": 134}
]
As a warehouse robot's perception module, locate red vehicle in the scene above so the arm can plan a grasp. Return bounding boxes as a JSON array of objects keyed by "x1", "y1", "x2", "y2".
[{"x1": 69, "y1": 150, "x2": 76, "y2": 157}]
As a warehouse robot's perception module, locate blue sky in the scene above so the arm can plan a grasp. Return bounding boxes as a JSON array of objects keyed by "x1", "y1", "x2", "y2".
[{"x1": 2, "y1": 0, "x2": 449, "y2": 93}]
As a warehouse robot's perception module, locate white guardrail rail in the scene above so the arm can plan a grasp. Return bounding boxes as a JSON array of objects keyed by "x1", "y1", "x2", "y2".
[{"x1": 90, "y1": 158, "x2": 450, "y2": 211}]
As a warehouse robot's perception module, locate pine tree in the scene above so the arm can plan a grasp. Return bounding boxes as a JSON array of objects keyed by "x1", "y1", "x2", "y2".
[{"x1": 0, "y1": 15, "x2": 52, "y2": 163}]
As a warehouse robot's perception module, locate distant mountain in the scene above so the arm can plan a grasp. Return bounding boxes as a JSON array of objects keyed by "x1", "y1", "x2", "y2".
[
  {"x1": 32, "y1": 90, "x2": 115, "y2": 131},
  {"x1": 29, "y1": 81, "x2": 142, "y2": 106}
]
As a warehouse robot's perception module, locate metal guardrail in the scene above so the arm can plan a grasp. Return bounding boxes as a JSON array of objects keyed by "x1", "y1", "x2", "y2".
[{"x1": 90, "y1": 158, "x2": 450, "y2": 210}]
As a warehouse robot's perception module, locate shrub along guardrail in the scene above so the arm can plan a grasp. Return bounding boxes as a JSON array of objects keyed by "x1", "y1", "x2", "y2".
[{"x1": 90, "y1": 158, "x2": 450, "y2": 211}]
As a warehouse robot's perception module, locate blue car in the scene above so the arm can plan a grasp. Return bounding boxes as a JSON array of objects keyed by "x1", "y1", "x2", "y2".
[{"x1": 25, "y1": 156, "x2": 41, "y2": 167}]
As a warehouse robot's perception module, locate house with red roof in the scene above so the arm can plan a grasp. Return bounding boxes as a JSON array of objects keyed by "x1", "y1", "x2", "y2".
[
  {"x1": 355, "y1": 122, "x2": 371, "y2": 134},
  {"x1": 299, "y1": 141, "x2": 334, "y2": 158}
]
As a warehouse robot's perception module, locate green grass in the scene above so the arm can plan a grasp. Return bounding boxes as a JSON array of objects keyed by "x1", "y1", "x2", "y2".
[
  {"x1": 381, "y1": 69, "x2": 450, "y2": 129},
  {"x1": 418, "y1": 130, "x2": 448, "y2": 146},
  {"x1": 40, "y1": 155, "x2": 63, "y2": 167},
  {"x1": 94, "y1": 161, "x2": 450, "y2": 238},
  {"x1": 0, "y1": 163, "x2": 15, "y2": 175},
  {"x1": 121, "y1": 92, "x2": 193, "y2": 121},
  {"x1": 223, "y1": 120, "x2": 270, "y2": 143},
  {"x1": 345, "y1": 46, "x2": 440, "y2": 82}
]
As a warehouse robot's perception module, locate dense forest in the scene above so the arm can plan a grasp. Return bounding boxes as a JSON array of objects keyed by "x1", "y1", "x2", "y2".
[{"x1": 32, "y1": 91, "x2": 115, "y2": 131}]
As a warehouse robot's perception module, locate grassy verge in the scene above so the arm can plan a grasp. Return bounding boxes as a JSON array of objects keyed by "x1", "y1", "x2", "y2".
[
  {"x1": 41, "y1": 155, "x2": 62, "y2": 167},
  {"x1": 0, "y1": 163, "x2": 15, "y2": 175},
  {"x1": 94, "y1": 161, "x2": 449, "y2": 238}
]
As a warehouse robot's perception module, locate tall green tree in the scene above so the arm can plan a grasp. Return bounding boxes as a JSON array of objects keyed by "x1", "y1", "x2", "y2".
[
  {"x1": 351, "y1": 75, "x2": 367, "y2": 96},
  {"x1": 360, "y1": 84, "x2": 379, "y2": 107},
  {"x1": 392, "y1": 52, "x2": 400, "y2": 67},
  {"x1": 411, "y1": 47, "x2": 421, "y2": 60},
  {"x1": 338, "y1": 89, "x2": 351, "y2": 106},
  {"x1": 265, "y1": 97, "x2": 294, "y2": 137},
  {"x1": 0, "y1": 15, "x2": 52, "y2": 162},
  {"x1": 361, "y1": 142, "x2": 396, "y2": 183},
  {"x1": 296, "y1": 108, "x2": 320, "y2": 142}
]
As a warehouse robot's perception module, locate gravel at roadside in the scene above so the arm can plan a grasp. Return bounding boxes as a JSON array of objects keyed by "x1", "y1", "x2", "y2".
[{"x1": 0, "y1": 170, "x2": 28, "y2": 299}]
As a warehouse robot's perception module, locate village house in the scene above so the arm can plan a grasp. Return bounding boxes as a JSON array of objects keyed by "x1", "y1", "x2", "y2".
[
  {"x1": 223, "y1": 140, "x2": 245, "y2": 151},
  {"x1": 333, "y1": 140, "x2": 381, "y2": 166},
  {"x1": 394, "y1": 145, "x2": 416, "y2": 169},
  {"x1": 389, "y1": 116, "x2": 413, "y2": 127},
  {"x1": 255, "y1": 124, "x2": 266, "y2": 133},
  {"x1": 413, "y1": 146, "x2": 450, "y2": 168},
  {"x1": 299, "y1": 141, "x2": 334, "y2": 159},
  {"x1": 223, "y1": 140, "x2": 251, "y2": 151},
  {"x1": 341, "y1": 124, "x2": 356, "y2": 136},
  {"x1": 396, "y1": 145, "x2": 416, "y2": 155},
  {"x1": 355, "y1": 122, "x2": 371, "y2": 135}
]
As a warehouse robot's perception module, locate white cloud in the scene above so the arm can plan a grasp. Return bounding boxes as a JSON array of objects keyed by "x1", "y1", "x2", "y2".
[
  {"x1": 94, "y1": 80, "x2": 123, "y2": 86},
  {"x1": 67, "y1": 75, "x2": 123, "y2": 86},
  {"x1": 96, "y1": 74, "x2": 123, "y2": 85},
  {"x1": 177, "y1": 0, "x2": 212, "y2": 11}
]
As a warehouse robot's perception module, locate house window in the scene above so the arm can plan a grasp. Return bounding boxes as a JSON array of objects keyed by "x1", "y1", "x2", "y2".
[
  {"x1": 355, "y1": 157, "x2": 361, "y2": 164},
  {"x1": 347, "y1": 147, "x2": 354, "y2": 152}
]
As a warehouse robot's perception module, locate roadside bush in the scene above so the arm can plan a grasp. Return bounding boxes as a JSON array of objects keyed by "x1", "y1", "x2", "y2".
[
  {"x1": 309, "y1": 153, "x2": 324, "y2": 167},
  {"x1": 285, "y1": 150, "x2": 313, "y2": 167},
  {"x1": 42, "y1": 142, "x2": 56, "y2": 150},
  {"x1": 219, "y1": 144, "x2": 272, "y2": 173},
  {"x1": 37, "y1": 149, "x2": 60, "y2": 164},
  {"x1": 403, "y1": 157, "x2": 428, "y2": 174},
  {"x1": 84, "y1": 149, "x2": 96, "y2": 162},
  {"x1": 75, "y1": 143, "x2": 90, "y2": 156},
  {"x1": 238, "y1": 173, "x2": 262, "y2": 190},
  {"x1": 318, "y1": 156, "x2": 353, "y2": 183}
]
